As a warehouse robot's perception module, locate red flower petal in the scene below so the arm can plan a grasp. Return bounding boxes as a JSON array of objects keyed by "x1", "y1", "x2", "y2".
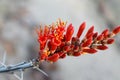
[
  {"x1": 47, "y1": 54, "x2": 59, "y2": 62},
  {"x1": 83, "y1": 48, "x2": 97, "y2": 54},
  {"x1": 107, "y1": 39, "x2": 115, "y2": 44},
  {"x1": 112, "y1": 26, "x2": 120, "y2": 34},
  {"x1": 97, "y1": 45, "x2": 108, "y2": 50},
  {"x1": 77, "y1": 22, "x2": 86, "y2": 38},
  {"x1": 65, "y1": 24, "x2": 74, "y2": 41}
]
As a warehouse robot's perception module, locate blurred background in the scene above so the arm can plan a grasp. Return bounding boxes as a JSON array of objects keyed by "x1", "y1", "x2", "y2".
[{"x1": 0, "y1": 0, "x2": 120, "y2": 80}]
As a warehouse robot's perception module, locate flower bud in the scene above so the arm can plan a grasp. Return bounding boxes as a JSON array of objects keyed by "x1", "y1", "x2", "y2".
[
  {"x1": 77, "y1": 22, "x2": 86, "y2": 38},
  {"x1": 93, "y1": 32, "x2": 98, "y2": 39},
  {"x1": 85, "y1": 26, "x2": 94, "y2": 38},
  {"x1": 73, "y1": 51, "x2": 81, "y2": 57},
  {"x1": 97, "y1": 45, "x2": 108, "y2": 50},
  {"x1": 83, "y1": 48, "x2": 97, "y2": 54},
  {"x1": 82, "y1": 38, "x2": 92, "y2": 47},
  {"x1": 97, "y1": 34, "x2": 103, "y2": 41},
  {"x1": 65, "y1": 24, "x2": 74, "y2": 41},
  {"x1": 112, "y1": 26, "x2": 120, "y2": 34},
  {"x1": 102, "y1": 29, "x2": 109, "y2": 38},
  {"x1": 107, "y1": 39, "x2": 114, "y2": 44}
]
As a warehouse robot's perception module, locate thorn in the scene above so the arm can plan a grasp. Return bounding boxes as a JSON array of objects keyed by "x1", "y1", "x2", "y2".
[
  {"x1": 13, "y1": 69, "x2": 24, "y2": 80},
  {"x1": 34, "y1": 66, "x2": 49, "y2": 77},
  {"x1": 13, "y1": 73, "x2": 21, "y2": 80},
  {"x1": 0, "y1": 51, "x2": 7, "y2": 68},
  {"x1": 20, "y1": 70, "x2": 24, "y2": 80}
]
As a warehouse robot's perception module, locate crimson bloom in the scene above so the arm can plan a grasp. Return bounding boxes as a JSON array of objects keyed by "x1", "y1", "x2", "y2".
[{"x1": 37, "y1": 19, "x2": 120, "y2": 63}]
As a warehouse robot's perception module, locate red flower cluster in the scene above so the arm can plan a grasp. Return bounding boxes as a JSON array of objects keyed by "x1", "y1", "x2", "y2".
[{"x1": 37, "y1": 19, "x2": 120, "y2": 63}]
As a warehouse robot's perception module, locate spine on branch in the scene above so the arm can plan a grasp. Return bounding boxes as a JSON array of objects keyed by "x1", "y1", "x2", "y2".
[{"x1": 0, "y1": 59, "x2": 38, "y2": 73}]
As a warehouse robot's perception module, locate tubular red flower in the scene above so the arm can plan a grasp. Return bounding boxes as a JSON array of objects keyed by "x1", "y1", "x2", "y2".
[
  {"x1": 50, "y1": 38, "x2": 61, "y2": 51},
  {"x1": 83, "y1": 48, "x2": 97, "y2": 54},
  {"x1": 77, "y1": 22, "x2": 86, "y2": 38},
  {"x1": 38, "y1": 36, "x2": 47, "y2": 50},
  {"x1": 112, "y1": 26, "x2": 120, "y2": 34},
  {"x1": 47, "y1": 54, "x2": 59, "y2": 62},
  {"x1": 65, "y1": 24, "x2": 74, "y2": 41},
  {"x1": 97, "y1": 45, "x2": 108, "y2": 50}
]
